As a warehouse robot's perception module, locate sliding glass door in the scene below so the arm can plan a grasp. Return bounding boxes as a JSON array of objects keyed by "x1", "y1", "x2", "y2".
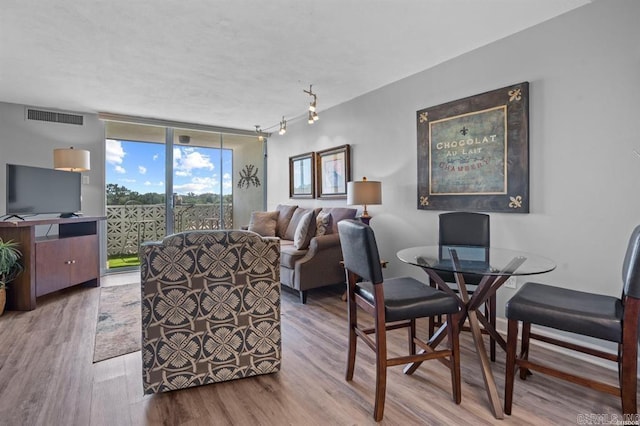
[{"x1": 104, "y1": 121, "x2": 265, "y2": 270}]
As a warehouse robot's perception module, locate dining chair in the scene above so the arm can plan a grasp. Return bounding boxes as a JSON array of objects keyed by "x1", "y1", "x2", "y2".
[
  {"x1": 504, "y1": 225, "x2": 640, "y2": 415},
  {"x1": 429, "y1": 212, "x2": 496, "y2": 360},
  {"x1": 338, "y1": 219, "x2": 461, "y2": 421}
]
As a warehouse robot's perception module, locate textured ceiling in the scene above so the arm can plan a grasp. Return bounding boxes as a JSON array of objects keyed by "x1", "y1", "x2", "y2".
[{"x1": 0, "y1": 0, "x2": 589, "y2": 133}]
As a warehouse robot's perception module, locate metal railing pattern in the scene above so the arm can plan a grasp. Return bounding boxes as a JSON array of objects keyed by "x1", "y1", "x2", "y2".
[{"x1": 106, "y1": 203, "x2": 233, "y2": 256}]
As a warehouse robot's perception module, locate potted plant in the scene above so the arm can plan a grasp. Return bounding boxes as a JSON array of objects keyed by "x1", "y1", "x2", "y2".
[{"x1": 0, "y1": 238, "x2": 23, "y2": 316}]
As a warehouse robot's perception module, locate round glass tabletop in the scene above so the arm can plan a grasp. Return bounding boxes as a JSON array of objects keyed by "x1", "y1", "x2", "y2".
[{"x1": 397, "y1": 245, "x2": 556, "y2": 277}]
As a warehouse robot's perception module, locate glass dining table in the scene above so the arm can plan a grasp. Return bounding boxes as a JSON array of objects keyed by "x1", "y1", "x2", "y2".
[{"x1": 396, "y1": 245, "x2": 556, "y2": 419}]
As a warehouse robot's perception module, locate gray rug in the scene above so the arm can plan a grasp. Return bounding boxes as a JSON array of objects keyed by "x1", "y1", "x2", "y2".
[{"x1": 93, "y1": 283, "x2": 141, "y2": 363}]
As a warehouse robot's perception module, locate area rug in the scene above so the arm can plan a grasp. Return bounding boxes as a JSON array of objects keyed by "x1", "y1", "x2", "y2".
[{"x1": 93, "y1": 283, "x2": 141, "y2": 363}]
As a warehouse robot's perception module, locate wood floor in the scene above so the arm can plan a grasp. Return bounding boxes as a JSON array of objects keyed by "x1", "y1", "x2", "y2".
[{"x1": 0, "y1": 272, "x2": 630, "y2": 425}]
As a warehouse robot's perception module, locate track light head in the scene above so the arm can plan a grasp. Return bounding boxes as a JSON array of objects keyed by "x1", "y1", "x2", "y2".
[
  {"x1": 312, "y1": 111, "x2": 319, "y2": 121},
  {"x1": 308, "y1": 111, "x2": 314, "y2": 124},
  {"x1": 255, "y1": 125, "x2": 265, "y2": 141},
  {"x1": 279, "y1": 116, "x2": 287, "y2": 135},
  {"x1": 304, "y1": 85, "x2": 318, "y2": 114}
]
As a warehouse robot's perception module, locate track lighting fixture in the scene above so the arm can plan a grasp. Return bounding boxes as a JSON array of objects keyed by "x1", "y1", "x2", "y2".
[
  {"x1": 279, "y1": 116, "x2": 287, "y2": 135},
  {"x1": 303, "y1": 84, "x2": 319, "y2": 124},
  {"x1": 255, "y1": 125, "x2": 265, "y2": 142},
  {"x1": 262, "y1": 84, "x2": 320, "y2": 135}
]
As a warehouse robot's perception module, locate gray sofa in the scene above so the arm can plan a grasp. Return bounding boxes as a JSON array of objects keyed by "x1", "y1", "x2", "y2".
[{"x1": 248, "y1": 204, "x2": 357, "y2": 303}]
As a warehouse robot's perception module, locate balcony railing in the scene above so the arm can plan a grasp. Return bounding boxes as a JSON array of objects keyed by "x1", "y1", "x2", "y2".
[{"x1": 106, "y1": 203, "x2": 233, "y2": 256}]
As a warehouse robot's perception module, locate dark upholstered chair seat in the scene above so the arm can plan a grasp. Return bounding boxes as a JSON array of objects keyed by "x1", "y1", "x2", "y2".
[
  {"x1": 506, "y1": 282, "x2": 623, "y2": 342},
  {"x1": 504, "y1": 225, "x2": 640, "y2": 416},
  {"x1": 433, "y1": 261, "x2": 491, "y2": 287},
  {"x1": 357, "y1": 277, "x2": 459, "y2": 322}
]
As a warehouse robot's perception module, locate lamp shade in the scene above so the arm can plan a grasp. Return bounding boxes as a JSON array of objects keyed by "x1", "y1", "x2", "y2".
[
  {"x1": 54, "y1": 147, "x2": 90, "y2": 172},
  {"x1": 347, "y1": 179, "x2": 382, "y2": 206}
]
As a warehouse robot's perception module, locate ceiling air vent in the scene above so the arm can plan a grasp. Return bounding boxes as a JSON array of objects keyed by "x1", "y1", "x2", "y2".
[{"x1": 26, "y1": 108, "x2": 84, "y2": 125}]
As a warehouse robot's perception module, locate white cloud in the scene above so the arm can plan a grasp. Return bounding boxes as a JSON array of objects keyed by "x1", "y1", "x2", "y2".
[
  {"x1": 143, "y1": 181, "x2": 163, "y2": 187},
  {"x1": 173, "y1": 147, "x2": 214, "y2": 177},
  {"x1": 222, "y1": 172, "x2": 232, "y2": 190},
  {"x1": 174, "y1": 176, "x2": 218, "y2": 194},
  {"x1": 152, "y1": 154, "x2": 159, "y2": 161},
  {"x1": 138, "y1": 165, "x2": 147, "y2": 175},
  {"x1": 105, "y1": 139, "x2": 125, "y2": 165},
  {"x1": 120, "y1": 178, "x2": 136, "y2": 183},
  {"x1": 115, "y1": 165, "x2": 126, "y2": 174}
]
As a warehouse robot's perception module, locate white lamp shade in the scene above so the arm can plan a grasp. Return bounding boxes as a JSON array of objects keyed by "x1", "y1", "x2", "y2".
[
  {"x1": 347, "y1": 180, "x2": 382, "y2": 205},
  {"x1": 54, "y1": 148, "x2": 90, "y2": 171}
]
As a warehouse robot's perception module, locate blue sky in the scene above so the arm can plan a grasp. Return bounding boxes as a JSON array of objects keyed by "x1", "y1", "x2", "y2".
[{"x1": 105, "y1": 139, "x2": 233, "y2": 195}]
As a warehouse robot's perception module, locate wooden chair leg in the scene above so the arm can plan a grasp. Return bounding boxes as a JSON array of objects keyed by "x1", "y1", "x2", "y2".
[
  {"x1": 345, "y1": 278, "x2": 357, "y2": 381},
  {"x1": 428, "y1": 317, "x2": 436, "y2": 338},
  {"x1": 408, "y1": 318, "x2": 416, "y2": 355},
  {"x1": 519, "y1": 322, "x2": 531, "y2": 380},
  {"x1": 447, "y1": 313, "x2": 462, "y2": 404},
  {"x1": 504, "y1": 319, "x2": 519, "y2": 415},
  {"x1": 428, "y1": 279, "x2": 437, "y2": 338},
  {"x1": 620, "y1": 300, "x2": 639, "y2": 414},
  {"x1": 489, "y1": 295, "x2": 496, "y2": 362},
  {"x1": 373, "y1": 303, "x2": 388, "y2": 422}
]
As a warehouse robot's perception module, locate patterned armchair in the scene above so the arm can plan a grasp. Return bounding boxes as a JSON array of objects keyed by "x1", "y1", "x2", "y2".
[{"x1": 140, "y1": 230, "x2": 281, "y2": 394}]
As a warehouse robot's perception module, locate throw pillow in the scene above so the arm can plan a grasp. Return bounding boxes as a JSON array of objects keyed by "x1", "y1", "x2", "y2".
[
  {"x1": 285, "y1": 207, "x2": 311, "y2": 240},
  {"x1": 275, "y1": 204, "x2": 298, "y2": 238},
  {"x1": 315, "y1": 212, "x2": 332, "y2": 237},
  {"x1": 293, "y1": 211, "x2": 314, "y2": 249},
  {"x1": 248, "y1": 211, "x2": 278, "y2": 237}
]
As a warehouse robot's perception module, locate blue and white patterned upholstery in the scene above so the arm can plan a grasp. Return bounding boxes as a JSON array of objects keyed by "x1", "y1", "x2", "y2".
[{"x1": 140, "y1": 230, "x2": 281, "y2": 394}]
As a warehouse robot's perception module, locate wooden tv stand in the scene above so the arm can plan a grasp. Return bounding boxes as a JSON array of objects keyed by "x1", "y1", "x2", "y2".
[{"x1": 0, "y1": 216, "x2": 105, "y2": 311}]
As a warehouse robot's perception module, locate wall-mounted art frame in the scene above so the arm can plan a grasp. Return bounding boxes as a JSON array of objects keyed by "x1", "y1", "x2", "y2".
[
  {"x1": 316, "y1": 144, "x2": 351, "y2": 199},
  {"x1": 416, "y1": 82, "x2": 529, "y2": 213},
  {"x1": 289, "y1": 152, "x2": 315, "y2": 199}
]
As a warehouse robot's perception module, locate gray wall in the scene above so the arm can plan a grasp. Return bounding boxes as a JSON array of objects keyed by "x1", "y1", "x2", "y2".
[
  {"x1": 0, "y1": 102, "x2": 106, "y2": 218},
  {"x1": 268, "y1": 0, "x2": 640, "y2": 320},
  {"x1": 232, "y1": 138, "x2": 266, "y2": 228}
]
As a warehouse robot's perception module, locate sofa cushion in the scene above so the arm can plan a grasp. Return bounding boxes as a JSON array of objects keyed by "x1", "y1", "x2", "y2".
[
  {"x1": 275, "y1": 204, "x2": 298, "y2": 238},
  {"x1": 320, "y1": 207, "x2": 357, "y2": 234},
  {"x1": 248, "y1": 211, "x2": 278, "y2": 237},
  {"x1": 279, "y1": 239, "x2": 295, "y2": 248},
  {"x1": 285, "y1": 207, "x2": 315, "y2": 240},
  {"x1": 280, "y1": 244, "x2": 308, "y2": 269},
  {"x1": 294, "y1": 210, "x2": 314, "y2": 249},
  {"x1": 315, "y1": 212, "x2": 332, "y2": 237}
]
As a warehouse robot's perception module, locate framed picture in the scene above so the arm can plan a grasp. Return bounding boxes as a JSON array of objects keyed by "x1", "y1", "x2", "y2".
[
  {"x1": 316, "y1": 144, "x2": 351, "y2": 199},
  {"x1": 416, "y1": 82, "x2": 529, "y2": 213},
  {"x1": 289, "y1": 152, "x2": 315, "y2": 199}
]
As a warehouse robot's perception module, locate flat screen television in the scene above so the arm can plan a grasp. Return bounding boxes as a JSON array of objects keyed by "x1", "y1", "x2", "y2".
[{"x1": 6, "y1": 164, "x2": 82, "y2": 217}]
